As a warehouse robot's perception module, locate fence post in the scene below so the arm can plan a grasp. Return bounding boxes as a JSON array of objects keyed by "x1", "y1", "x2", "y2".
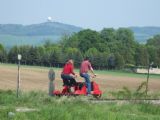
[
  {"x1": 146, "y1": 62, "x2": 153, "y2": 96},
  {"x1": 17, "y1": 54, "x2": 22, "y2": 98}
]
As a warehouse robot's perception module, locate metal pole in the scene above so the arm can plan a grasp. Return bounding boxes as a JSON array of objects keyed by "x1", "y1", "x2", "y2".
[{"x1": 17, "y1": 60, "x2": 20, "y2": 98}]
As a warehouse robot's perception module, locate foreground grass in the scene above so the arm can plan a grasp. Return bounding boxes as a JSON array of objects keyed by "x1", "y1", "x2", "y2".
[
  {"x1": 1, "y1": 63, "x2": 160, "y2": 79},
  {"x1": 0, "y1": 90, "x2": 160, "y2": 120}
]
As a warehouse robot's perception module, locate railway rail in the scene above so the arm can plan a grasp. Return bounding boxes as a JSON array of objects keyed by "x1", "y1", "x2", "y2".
[{"x1": 89, "y1": 98, "x2": 160, "y2": 105}]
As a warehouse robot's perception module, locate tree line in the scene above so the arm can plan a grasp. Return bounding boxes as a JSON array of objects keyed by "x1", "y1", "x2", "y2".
[{"x1": 0, "y1": 28, "x2": 160, "y2": 70}]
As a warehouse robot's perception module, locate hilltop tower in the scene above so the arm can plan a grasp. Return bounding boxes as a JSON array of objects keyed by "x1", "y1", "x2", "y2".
[{"x1": 47, "y1": 17, "x2": 53, "y2": 22}]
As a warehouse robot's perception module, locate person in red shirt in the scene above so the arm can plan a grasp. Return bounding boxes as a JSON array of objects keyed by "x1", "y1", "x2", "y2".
[
  {"x1": 61, "y1": 59, "x2": 77, "y2": 87},
  {"x1": 80, "y1": 57, "x2": 96, "y2": 95}
]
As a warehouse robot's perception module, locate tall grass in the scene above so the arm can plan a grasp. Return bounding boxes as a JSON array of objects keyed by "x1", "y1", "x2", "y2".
[
  {"x1": 109, "y1": 82, "x2": 160, "y2": 99},
  {"x1": 0, "y1": 90, "x2": 160, "y2": 120}
]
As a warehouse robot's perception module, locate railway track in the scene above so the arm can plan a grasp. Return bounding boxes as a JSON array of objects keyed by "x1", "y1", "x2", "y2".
[{"x1": 89, "y1": 98, "x2": 160, "y2": 105}]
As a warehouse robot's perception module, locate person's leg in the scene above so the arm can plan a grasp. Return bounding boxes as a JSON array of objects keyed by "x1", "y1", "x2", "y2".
[
  {"x1": 61, "y1": 74, "x2": 71, "y2": 92},
  {"x1": 80, "y1": 73, "x2": 91, "y2": 94},
  {"x1": 61, "y1": 74, "x2": 70, "y2": 86},
  {"x1": 69, "y1": 76, "x2": 77, "y2": 86},
  {"x1": 66, "y1": 76, "x2": 76, "y2": 92}
]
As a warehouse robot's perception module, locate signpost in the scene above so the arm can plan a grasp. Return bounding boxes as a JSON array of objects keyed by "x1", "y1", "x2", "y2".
[{"x1": 17, "y1": 54, "x2": 22, "y2": 98}]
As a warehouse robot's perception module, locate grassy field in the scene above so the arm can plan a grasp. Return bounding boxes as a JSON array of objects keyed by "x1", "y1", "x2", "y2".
[{"x1": 0, "y1": 90, "x2": 160, "y2": 120}]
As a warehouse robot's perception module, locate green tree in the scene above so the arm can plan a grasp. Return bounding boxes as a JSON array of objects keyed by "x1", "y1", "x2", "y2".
[
  {"x1": 77, "y1": 29, "x2": 102, "y2": 53},
  {"x1": 100, "y1": 28, "x2": 116, "y2": 42},
  {"x1": 27, "y1": 46, "x2": 38, "y2": 65},
  {"x1": 135, "y1": 45, "x2": 149, "y2": 66},
  {"x1": 44, "y1": 44, "x2": 61, "y2": 67},
  {"x1": 146, "y1": 34, "x2": 160, "y2": 67},
  {"x1": 100, "y1": 28, "x2": 116, "y2": 53},
  {"x1": 147, "y1": 46, "x2": 158, "y2": 66},
  {"x1": 18, "y1": 45, "x2": 31, "y2": 65},
  {"x1": 64, "y1": 47, "x2": 83, "y2": 67},
  {"x1": 8, "y1": 46, "x2": 20, "y2": 63},
  {"x1": 108, "y1": 54, "x2": 115, "y2": 69},
  {"x1": 0, "y1": 43, "x2": 7, "y2": 63},
  {"x1": 156, "y1": 48, "x2": 160, "y2": 67},
  {"x1": 116, "y1": 28, "x2": 136, "y2": 64},
  {"x1": 147, "y1": 34, "x2": 160, "y2": 48},
  {"x1": 85, "y1": 48, "x2": 99, "y2": 62},
  {"x1": 114, "y1": 52, "x2": 125, "y2": 69},
  {"x1": 60, "y1": 34, "x2": 79, "y2": 49},
  {"x1": 36, "y1": 46, "x2": 46, "y2": 65},
  {"x1": 49, "y1": 46, "x2": 63, "y2": 67}
]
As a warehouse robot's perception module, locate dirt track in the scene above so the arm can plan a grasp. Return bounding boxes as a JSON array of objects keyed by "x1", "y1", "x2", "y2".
[{"x1": 0, "y1": 65, "x2": 160, "y2": 93}]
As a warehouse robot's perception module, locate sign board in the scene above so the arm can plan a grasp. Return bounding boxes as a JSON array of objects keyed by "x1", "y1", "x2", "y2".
[{"x1": 18, "y1": 54, "x2": 22, "y2": 60}]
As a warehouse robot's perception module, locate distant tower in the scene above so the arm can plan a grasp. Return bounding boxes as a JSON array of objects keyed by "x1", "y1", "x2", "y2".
[{"x1": 47, "y1": 17, "x2": 53, "y2": 22}]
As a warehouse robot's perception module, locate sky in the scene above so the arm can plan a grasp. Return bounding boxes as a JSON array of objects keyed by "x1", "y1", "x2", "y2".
[{"x1": 0, "y1": 0, "x2": 160, "y2": 30}]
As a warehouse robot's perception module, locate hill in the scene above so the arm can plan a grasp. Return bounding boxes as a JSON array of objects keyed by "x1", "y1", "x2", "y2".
[
  {"x1": 0, "y1": 22, "x2": 82, "y2": 36},
  {"x1": 0, "y1": 22, "x2": 82, "y2": 48},
  {"x1": 0, "y1": 22, "x2": 160, "y2": 48},
  {"x1": 129, "y1": 26, "x2": 160, "y2": 43}
]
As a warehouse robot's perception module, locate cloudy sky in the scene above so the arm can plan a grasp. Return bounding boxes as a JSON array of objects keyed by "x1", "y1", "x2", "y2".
[{"x1": 0, "y1": 0, "x2": 160, "y2": 30}]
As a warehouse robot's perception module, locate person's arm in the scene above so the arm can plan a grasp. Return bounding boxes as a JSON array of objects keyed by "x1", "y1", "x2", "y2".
[
  {"x1": 70, "y1": 64, "x2": 76, "y2": 75},
  {"x1": 88, "y1": 62, "x2": 96, "y2": 76},
  {"x1": 71, "y1": 65, "x2": 78, "y2": 78}
]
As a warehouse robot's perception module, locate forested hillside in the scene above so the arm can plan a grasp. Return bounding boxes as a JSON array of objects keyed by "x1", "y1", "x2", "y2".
[
  {"x1": 0, "y1": 22, "x2": 82, "y2": 36},
  {"x1": 0, "y1": 22, "x2": 160, "y2": 48},
  {"x1": 0, "y1": 22, "x2": 82, "y2": 48}
]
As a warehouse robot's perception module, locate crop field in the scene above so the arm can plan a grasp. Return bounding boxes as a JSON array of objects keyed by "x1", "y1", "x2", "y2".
[{"x1": 0, "y1": 63, "x2": 160, "y2": 95}]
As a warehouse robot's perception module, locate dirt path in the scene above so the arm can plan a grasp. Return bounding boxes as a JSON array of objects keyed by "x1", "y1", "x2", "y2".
[{"x1": 0, "y1": 65, "x2": 160, "y2": 93}]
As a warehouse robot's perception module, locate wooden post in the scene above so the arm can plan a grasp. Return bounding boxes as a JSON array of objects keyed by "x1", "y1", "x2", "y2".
[
  {"x1": 146, "y1": 62, "x2": 153, "y2": 96},
  {"x1": 146, "y1": 65, "x2": 150, "y2": 96}
]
